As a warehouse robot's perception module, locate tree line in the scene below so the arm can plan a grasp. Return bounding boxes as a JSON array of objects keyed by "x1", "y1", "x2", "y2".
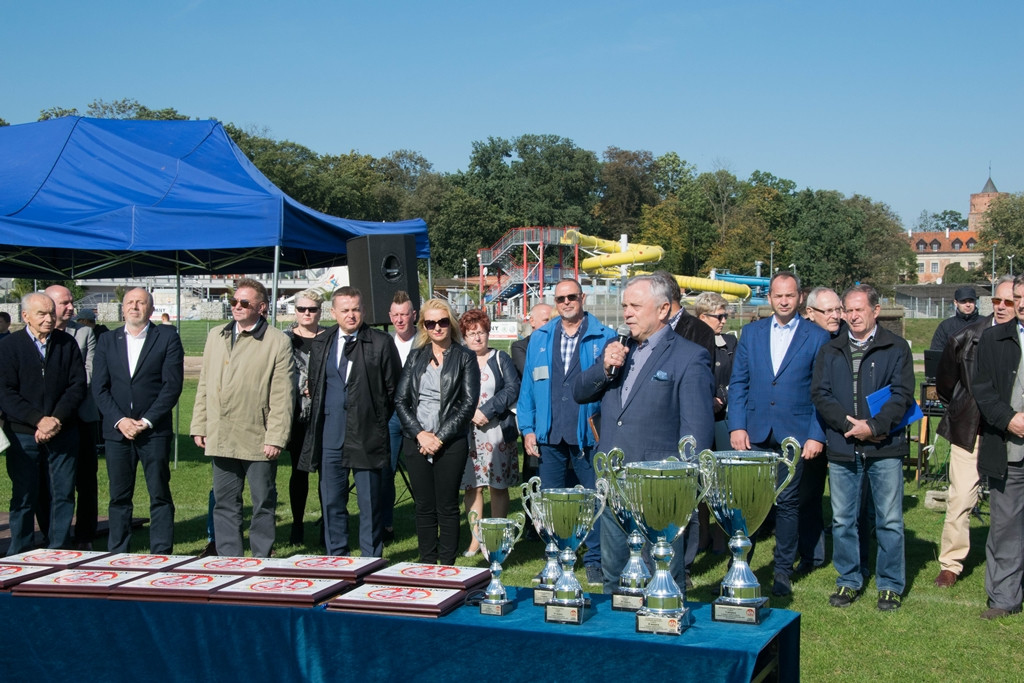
[{"x1": 3, "y1": 99, "x2": 930, "y2": 292}]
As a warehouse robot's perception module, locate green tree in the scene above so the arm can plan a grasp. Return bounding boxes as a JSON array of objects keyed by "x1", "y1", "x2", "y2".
[
  {"x1": 594, "y1": 147, "x2": 658, "y2": 239},
  {"x1": 940, "y1": 263, "x2": 975, "y2": 284},
  {"x1": 38, "y1": 106, "x2": 80, "y2": 120},
  {"x1": 224, "y1": 123, "x2": 321, "y2": 208},
  {"x1": 979, "y1": 193, "x2": 1024, "y2": 267},
  {"x1": 652, "y1": 152, "x2": 696, "y2": 200},
  {"x1": 86, "y1": 98, "x2": 189, "y2": 120},
  {"x1": 787, "y1": 189, "x2": 866, "y2": 290},
  {"x1": 428, "y1": 185, "x2": 502, "y2": 276},
  {"x1": 0, "y1": 117, "x2": 9, "y2": 127},
  {"x1": 12, "y1": 279, "x2": 85, "y2": 301},
  {"x1": 914, "y1": 209, "x2": 968, "y2": 233},
  {"x1": 845, "y1": 195, "x2": 916, "y2": 289}
]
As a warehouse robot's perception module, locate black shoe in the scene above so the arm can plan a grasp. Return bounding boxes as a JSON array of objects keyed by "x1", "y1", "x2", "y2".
[
  {"x1": 685, "y1": 574, "x2": 693, "y2": 590},
  {"x1": 877, "y1": 590, "x2": 902, "y2": 611},
  {"x1": 198, "y1": 541, "x2": 217, "y2": 558},
  {"x1": 771, "y1": 573, "x2": 792, "y2": 597},
  {"x1": 585, "y1": 565, "x2": 603, "y2": 586},
  {"x1": 829, "y1": 586, "x2": 860, "y2": 608},
  {"x1": 981, "y1": 606, "x2": 1021, "y2": 620},
  {"x1": 382, "y1": 527, "x2": 395, "y2": 544},
  {"x1": 289, "y1": 523, "x2": 304, "y2": 545}
]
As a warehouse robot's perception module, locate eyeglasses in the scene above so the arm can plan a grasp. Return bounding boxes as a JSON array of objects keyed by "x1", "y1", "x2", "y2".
[
  {"x1": 424, "y1": 318, "x2": 451, "y2": 330},
  {"x1": 465, "y1": 330, "x2": 488, "y2": 338},
  {"x1": 554, "y1": 293, "x2": 581, "y2": 304},
  {"x1": 229, "y1": 298, "x2": 254, "y2": 309},
  {"x1": 295, "y1": 306, "x2": 319, "y2": 314},
  {"x1": 993, "y1": 298, "x2": 1015, "y2": 307},
  {"x1": 702, "y1": 313, "x2": 729, "y2": 322},
  {"x1": 809, "y1": 306, "x2": 843, "y2": 316}
]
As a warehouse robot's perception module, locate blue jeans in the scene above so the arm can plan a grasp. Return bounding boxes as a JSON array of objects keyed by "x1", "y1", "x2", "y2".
[
  {"x1": 5, "y1": 429, "x2": 78, "y2": 554},
  {"x1": 600, "y1": 507, "x2": 696, "y2": 594},
  {"x1": 538, "y1": 442, "x2": 601, "y2": 566},
  {"x1": 382, "y1": 413, "x2": 404, "y2": 529},
  {"x1": 829, "y1": 455, "x2": 905, "y2": 594}
]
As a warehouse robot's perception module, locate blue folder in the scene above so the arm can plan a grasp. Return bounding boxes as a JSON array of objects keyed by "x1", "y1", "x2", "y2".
[{"x1": 867, "y1": 384, "x2": 924, "y2": 433}]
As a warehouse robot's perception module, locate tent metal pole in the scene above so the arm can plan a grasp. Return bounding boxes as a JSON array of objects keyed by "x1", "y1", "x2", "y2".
[
  {"x1": 173, "y1": 261, "x2": 181, "y2": 469},
  {"x1": 427, "y1": 258, "x2": 432, "y2": 301},
  {"x1": 271, "y1": 247, "x2": 280, "y2": 326}
]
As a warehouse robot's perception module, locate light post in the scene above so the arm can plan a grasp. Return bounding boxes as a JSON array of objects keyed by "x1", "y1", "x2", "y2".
[
  {"x1": 788, "y1": 263, "x2": 797, "y2": 277},
  {"x1": 992, "y1": 243, "x2": 998, "y2": 284},
  {"x1": 462, "y1": 258, "x2": 468, "y2": 281},
  {"x1": 1010, "y1": 254, "x2": 1016, "y2": 277},
  {"x1": 770, "y1": 242, "x2": 774, "y2": 276}
]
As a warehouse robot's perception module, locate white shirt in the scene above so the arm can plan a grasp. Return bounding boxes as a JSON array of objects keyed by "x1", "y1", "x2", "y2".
[
  {"x1": 125, "y1": 323, "x2": 149, "y2": 377},
  {"x1": 393, "y1": 333, "x2": 415, "y2": 366},
  {"x1": 770, "y1": 316, "x2": 799, "y2": 376},
  {"x1": 336, "y1": 329, "x2": 355, "y2": 378}
]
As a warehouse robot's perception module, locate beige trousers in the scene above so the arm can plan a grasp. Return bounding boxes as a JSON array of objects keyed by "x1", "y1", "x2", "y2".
[{"x1": 938, "y1": 437, "x2": 982, "y2": 574}]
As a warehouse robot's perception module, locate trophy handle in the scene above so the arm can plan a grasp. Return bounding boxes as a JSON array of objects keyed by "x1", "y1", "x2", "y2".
[
  {"x1": 509, "y1": 512, "x2": 527, "y2": 545},
  {"x1": 678, "y1": 435, "x2": 697, "y2": 461},
  {"x1": 468, "y1": 509, "x2": 484, "y2": 544},
  {"x1": 593, "y1": 477, "x2": 610, "y2": 521},
  {"x1": 776, "y1": 437, "x2": 800, "y2": 498},
  {"x1": 695, "y1": 455, "x2": 714, "y2": 506},
  {"x1": 594, "y1": 449, "x2": 629, "y2": 504},
  {"x1": 520, "y1": 476, "x2": 542, "y2": 521}
]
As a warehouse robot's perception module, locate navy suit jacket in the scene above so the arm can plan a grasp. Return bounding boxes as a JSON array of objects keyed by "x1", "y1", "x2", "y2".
[
  {"x1": 574, "y1": 329, "x2": 715, "y2": 461},
  {"x1": 93, "y1": 323, "x2": 185, "y2": 440},
  {"x1": 728, "y1": 316, "x2": 828, "y2": 445}
]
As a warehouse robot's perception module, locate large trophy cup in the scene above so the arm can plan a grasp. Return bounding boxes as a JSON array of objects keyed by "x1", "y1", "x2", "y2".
[
  {"x1": 522, "y1": 480, "x2": 608, "y2": 625},
  {"x1": 468, "y1": 510, "x2": 526, "y2": 616},
  {"x1": 699, "y1": 437, "x2": 798, "y2": 624},
  {"x1": 594, "y1": 447, "x2": 648, "y2": 611},
  {"x1": 613, "y1": 457, "x2": 709, "y2": 635},
  {"x1": 520, "y1": 476, "x2": 563, "y2": 605}
]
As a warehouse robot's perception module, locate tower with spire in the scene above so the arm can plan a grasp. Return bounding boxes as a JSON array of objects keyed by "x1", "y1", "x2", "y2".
[{"x1": 968, "y1": 175, "x2": 1007, "y2": 231}]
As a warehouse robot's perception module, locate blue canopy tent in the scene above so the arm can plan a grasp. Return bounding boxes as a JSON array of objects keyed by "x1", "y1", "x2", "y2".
[{"x1": 0, "y1": 117, "x2": 429, "y2": 285}]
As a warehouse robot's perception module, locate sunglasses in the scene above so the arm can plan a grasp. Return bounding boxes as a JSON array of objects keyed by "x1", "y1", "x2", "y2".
[
  {"x1": 554, "y1": 293, "x2": 581, "y2": 304},
  {"x1": 229, "y1": 298, "x2": 255, "y2": 309},
  {"x1": 809, "y1": 306, "x2": 843, "y2": 316},
  {"x1": 703, "y1": 313, "x2": 729, "y2": 322},
  {"x1": 295, "y1": 306, "x2": 319, "y2": 313},
  {"x1": 424, "y1": 318, "x2": 451, "y2": 330},
  {"x1": 993, "y1": 298, "x2": 1015, "y2": 307}
]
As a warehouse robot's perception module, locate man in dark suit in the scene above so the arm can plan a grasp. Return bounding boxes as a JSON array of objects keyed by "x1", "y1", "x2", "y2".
[
  {"x1": 301, "y1": 287, "x2": 401, "y2": 557},
  {"x1": 0, "y1": 293, "x2": 86, "y2": 554},
  {"x1": 93, "y1": 288, "x2": 184, "y2": 553},
  {"x1": 652, "y1": 270, "x2": 716, "y2": 363},
  {"x1": 729, "y1": 271, "x2": 830, "y2": 597},
  {"x1": 575, "y1": 274, "x2": 715, "y2": 594}
]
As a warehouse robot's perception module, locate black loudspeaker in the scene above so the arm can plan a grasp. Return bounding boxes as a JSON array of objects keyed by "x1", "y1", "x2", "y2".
[{"x1": 346, "y1": 234, "x2": 420, "y2": 326}]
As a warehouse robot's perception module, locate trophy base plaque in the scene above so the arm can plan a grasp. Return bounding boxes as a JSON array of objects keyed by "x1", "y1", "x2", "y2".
[
  {"x1": 480, "y1": 600, "x2": 516, "y2": 616},
  {"x1": 635, "y1": 608, "x2": 694, "y2": 636},
  {"x1": 712, "y1": 597, "x2": 770, "y2": 624},
  {"x1": 544, "y1": 598, "x2": 592, "y2": 625},
  {"x1": 533, "y1": 587, "x2": 554, "y2": 605},
  {"x1": 611, "y1": 590, "x2": 645, "y2": 611}
]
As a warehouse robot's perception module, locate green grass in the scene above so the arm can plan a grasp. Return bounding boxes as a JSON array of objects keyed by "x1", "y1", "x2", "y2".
[{"x1": 6, "y1": 375, "x2": 1024, "y2": 681}]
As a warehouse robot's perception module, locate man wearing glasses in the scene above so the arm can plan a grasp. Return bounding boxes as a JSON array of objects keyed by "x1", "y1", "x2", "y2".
[
  {"x1": 518, "y1": 278, "x2": 615, "y2": 586},
  {"x1": 934, "y1": 276, "x2": 1015, "y2": 590},
  {"x1": 191, "y1": 278, "x2": 295, "y2": 557}
]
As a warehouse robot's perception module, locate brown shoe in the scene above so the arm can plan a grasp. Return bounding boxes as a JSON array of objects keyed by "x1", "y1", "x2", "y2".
[
  {"x1": 981, "y1": 606, "x2": 1021, "y2": 620},
  {"x1": 934, "y1": 569, "x2": 957, "y2": 588}
]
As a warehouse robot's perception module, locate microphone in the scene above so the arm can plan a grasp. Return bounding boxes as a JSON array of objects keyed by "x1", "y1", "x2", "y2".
[{"x1": 607, "y1": 324, "x2": 631, "y2": 380}]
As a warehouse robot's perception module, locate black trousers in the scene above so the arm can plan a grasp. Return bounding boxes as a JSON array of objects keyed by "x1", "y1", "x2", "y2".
[{"x1": 402, "y1": 436, "x2": 469, "y2": 565}]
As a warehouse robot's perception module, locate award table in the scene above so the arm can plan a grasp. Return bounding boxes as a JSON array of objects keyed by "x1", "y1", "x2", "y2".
[{"x1": 0, "y1": 588, "x2": 799, "y2": 681}]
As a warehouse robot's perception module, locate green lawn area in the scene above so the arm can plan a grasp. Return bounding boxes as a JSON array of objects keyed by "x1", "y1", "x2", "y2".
[{"x1": 6, "y1": 316, "x2": 1022, "y2": 680}]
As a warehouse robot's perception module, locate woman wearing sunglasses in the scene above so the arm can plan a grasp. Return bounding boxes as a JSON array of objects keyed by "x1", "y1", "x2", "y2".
[
  {"x1": 395, "y1": 299, "x2": 479, "y2": 564},
  {"x1": 284, "y1": 290, "x2": 328, "y2": 544},
  {"x1": 695, "y1": 292, "x2": 736, "y2": 445}
]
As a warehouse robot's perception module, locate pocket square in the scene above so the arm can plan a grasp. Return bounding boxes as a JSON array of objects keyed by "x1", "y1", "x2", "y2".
[{"x1": 652, "y1": 370, "x2": 670, "y2": 381}]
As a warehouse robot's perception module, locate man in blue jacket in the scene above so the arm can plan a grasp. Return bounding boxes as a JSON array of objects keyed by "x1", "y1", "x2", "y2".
[
  {"x1": 518, "y1": 278, "x2": 615, "y2": 584},
  {"x1": 729, "y1": 272, "x2": 830, "y2": 597}
]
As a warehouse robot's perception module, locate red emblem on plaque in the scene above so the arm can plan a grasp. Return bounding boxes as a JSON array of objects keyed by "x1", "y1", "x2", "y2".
[
  {"x1": 367, "y1": 587, "x2": 432, "y2": 601},
  {"x1": 112, "y1": 555, "x2": 169, "y2": 566},
  {"x1": 205, "y1": 558, "x2": 261, "y2": 569},
  {"x1": 153, "y1": 574, "x2": 215, "y2": 587},
  {"x1": 296, "y1": 557, "x2": 353, "y2": 569},
  {"x1": 400, "y1": 566, "x2": 459, "y2": 578},
  {"x1": 56, "y1": 571, "x2": 118, "y2": 584},
  {"x1": 0, "y1": 566, "x2": 24, "y2": 576},
  {"x1": 249, "y1": 578, "x2": 314, "y2": 592},
  {"x1": 25, "y1": 550, "x2": 81, "y2": 563}
]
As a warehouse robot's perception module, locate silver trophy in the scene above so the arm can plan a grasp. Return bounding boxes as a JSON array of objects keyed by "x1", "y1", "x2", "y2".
[
  {"x1": 615, "y1": 457, "x2": 709, "y2": 635},
  {"x1": 594, "y1": 437, "x2": 699, "y2": 612},
  {"x1": 524, "y1": 481, "x2": 608, "y2": 625},
  {"x1": 520, "y1": 476, "x2": 563, "y2": 605},
  {"x1": 468, "y1": 510, "x2": 526, "y2": 616},
  {"x1": 699, "y1": 436, "x2": 798, "y2": 624}
]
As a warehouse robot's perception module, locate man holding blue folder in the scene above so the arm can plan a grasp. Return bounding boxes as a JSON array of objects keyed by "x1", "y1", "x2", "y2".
[{"x1": 812, "y1": 284, "x2": 914, "y2": 611}]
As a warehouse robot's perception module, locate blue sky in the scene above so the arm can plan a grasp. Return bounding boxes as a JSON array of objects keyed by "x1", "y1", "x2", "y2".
[{"x1": 3, "y1": 1, "x2": 1021, "y2": 228}]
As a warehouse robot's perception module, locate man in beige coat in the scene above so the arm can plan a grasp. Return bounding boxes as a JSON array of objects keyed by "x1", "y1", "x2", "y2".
[{"x1": 191, "y1": 279, "x2": 294, "y2": 557}]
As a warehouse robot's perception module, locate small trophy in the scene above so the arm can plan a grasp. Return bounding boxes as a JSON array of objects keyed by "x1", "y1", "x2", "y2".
[
  {"x1": 520, "y1": 477, "x2": 563, "y2": 605},
  {"x1": 616, "y1": 458, "x2": 709, "y2": 635},
  {"x1": 468, "y1": 510, "x2": 526, "y2": 616},
  {"x1": 525, "y1": 482, "x2": 608, "y2": 625},
  {"x1": 700, "y1": 437, "x2": 798, "y2": 624}
]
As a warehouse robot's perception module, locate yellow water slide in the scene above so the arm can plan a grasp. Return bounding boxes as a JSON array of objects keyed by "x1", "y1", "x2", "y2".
[{"x1": 561, "y1": 230, "x2": 751, "y2": 300}]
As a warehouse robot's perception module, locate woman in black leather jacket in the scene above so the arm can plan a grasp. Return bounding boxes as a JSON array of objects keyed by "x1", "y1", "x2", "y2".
[{"x1": 395, "y1": 299, "x2": 480, "y2": 564}]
